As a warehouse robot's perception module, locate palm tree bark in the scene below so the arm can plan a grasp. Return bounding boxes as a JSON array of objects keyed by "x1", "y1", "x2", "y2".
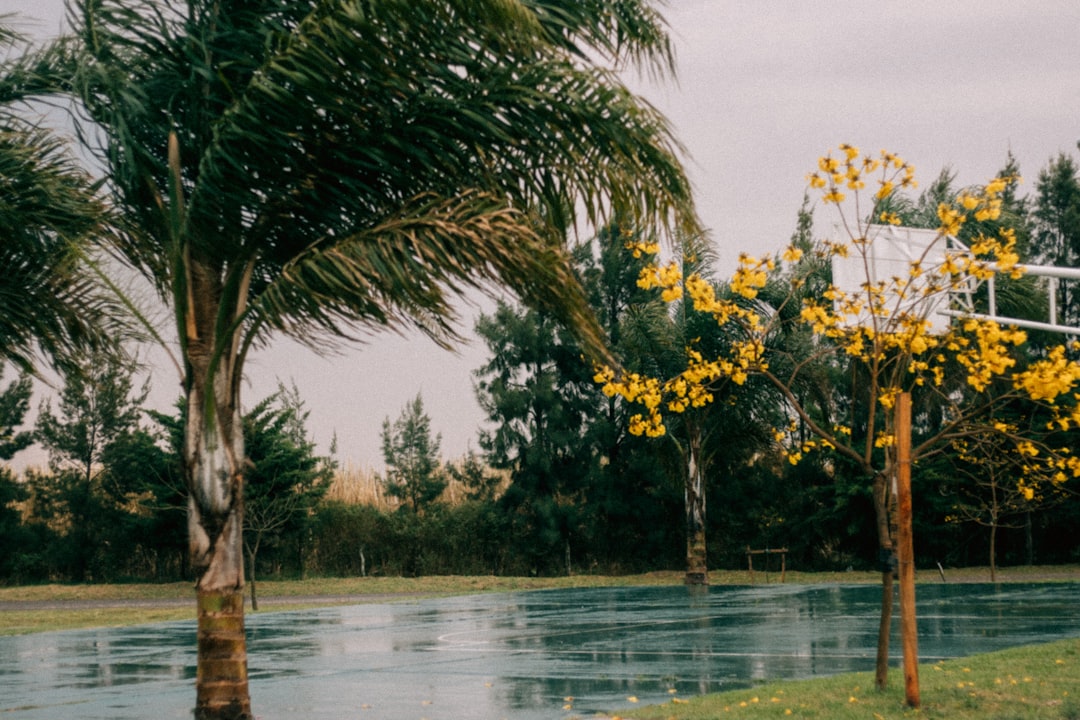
[
  {"x1": 185, "y1": 255, "x2": 251, "y2": 719},
  {"x1": 187, "y1": 385, "x2": 251, "y2": 720}
]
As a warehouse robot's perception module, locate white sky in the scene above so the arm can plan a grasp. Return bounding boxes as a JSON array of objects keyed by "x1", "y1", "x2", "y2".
[{"x1": 8, "y1": 1, "x2": 1080, "y2": 470}]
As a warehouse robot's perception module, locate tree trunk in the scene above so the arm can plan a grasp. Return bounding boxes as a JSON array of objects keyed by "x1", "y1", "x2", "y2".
[
  {"x1": 246, "y1": 541, "x2": 259, "y2": 612},
  {"x1": 186, "y1": 363, "x2": 251, "y2": 720},
  {"x1": 195, "y1": 588, "x2": 249, "y2": 720},
  {"x1": 989, "y1": 521, "x2": 997, "y2": 583},
  {"x1": 1025, "y1": 510, "x2": 1034, "y2": 566},
  {"x1": 684, "y1": 426, "x2": 707, "y2": 585},
  {"x1": 872, "y1": 470, "x2": 895, "y2": 691},
  {"x1": 876, "y1": 570, "x2": 894, "y2": 689}
]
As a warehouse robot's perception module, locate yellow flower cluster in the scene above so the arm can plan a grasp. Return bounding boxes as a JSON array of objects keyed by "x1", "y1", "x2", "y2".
[
  {"x1": 934, "y1": 175, "x2": 1015, "y2": 238},
  {"x1": 969, "y1": 227, "x2": 1023, "y2": 278},
  {"x1": 800, "y1": 299, "x2": 842, "y2": 336},
  {"x1": 878, "y1": 387, "x2": 900, "y2": 410},
  {"x1": 1014, "y1": 345, "x2": 1080, "y2": 402},
  {"x1": 663, "y1": 353, "x2": 716, "y2": 413},
  {"x1": 596, "y1": 368, "x2": 662, "y2": 410},
  {"x1": 636, "y1": 260, "x2": 683, "y2": 302},
  {"x1": 952, "y1": 319, "x2": 1026, "y2": 392},
  {"x1": 806, "y1": 145, "x2": 916, "y2": 206},
  {"x1": 731, "y1": 254, "x2": 774, "y2": 300},
  {"x1": 624, "y1": 239, "x2": 660, "y2": 258},
  {"x1": 628, "y1": 413, "x2": 665, "y2": 438},
  {"x1": 874, "y1": 432, "x2": 896, "y2": 448},
  {"x1": 596, "y1": 366, "x2": 669, "y2": 437},
  {"x1": 785, "y1": 438, "x2": 835, "y2": 466},
  {"x1": 686, "y1": 274, "x2": 759, "y2": 328}
]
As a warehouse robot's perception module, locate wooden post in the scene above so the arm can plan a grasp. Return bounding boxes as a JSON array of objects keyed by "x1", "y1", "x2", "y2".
[{"x1": 896, "y1": 392, "x2": 920, "y2": 708}]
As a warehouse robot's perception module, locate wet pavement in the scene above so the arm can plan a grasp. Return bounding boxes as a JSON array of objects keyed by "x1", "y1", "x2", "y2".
[{"x1": 2, "y1": 582, "x2": 1079, "y2": 719}]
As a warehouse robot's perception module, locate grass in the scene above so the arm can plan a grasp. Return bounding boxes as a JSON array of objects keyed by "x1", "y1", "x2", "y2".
[
  {"x1": 1, "y1": 565, "x2": 1076, "y2": 636},
  {"x1": 612, "y1": 637, "x2": 1080, "y2": 720}
]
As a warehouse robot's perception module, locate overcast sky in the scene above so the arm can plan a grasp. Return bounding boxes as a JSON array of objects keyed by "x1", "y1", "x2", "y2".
[{"x1": 9, "y1": 1, "x2": 1080, "y2": 470}]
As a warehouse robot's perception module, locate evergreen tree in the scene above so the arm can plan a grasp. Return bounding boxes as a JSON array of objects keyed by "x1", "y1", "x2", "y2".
[
  {"x1": 1032, "y1": 152, "x2": 1080, "y2": 328},
  {"x1": 445, "y1": 448, "x2": 502, "y2": 503},
  {"x1": 475, "y1": 301, "x2": 597, "y2": 574},
  {"x1": 30, "y1": 348, "x2": 150, "y2": 580},
  {"x1": 379, "y1": 393, "x2": 446, "y2": 514},
  {"x1": 0, "y1": 370, "x2": 32, "y2": 460},
  {"x1": 243, "y1": 384, "x2": 333, "y2": 607},
  {"x1": 0, "y1": 370, "x2": 35, "y2": 579}
]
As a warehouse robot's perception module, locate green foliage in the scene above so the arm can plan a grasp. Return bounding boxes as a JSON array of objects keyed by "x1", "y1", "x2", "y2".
[
  {"x1": 0, "y1": 465, "x2": 36, "y2": 580},
  {"x1": 23, "y1": 349, "x2": 160, "y2": 581},
  {"x1": 35, "y1": 348, "x2": 148, "y2": 479},
  {"x1": 1032, "y1": 152, "x2": 1080, "y2": 328},
  {"x1": 475, "y1": 299, "x2": 599, "y2": 574},
  {"x1": 379, "y1": 393, "x2": 446, "y2": 514},
  {"x1": 243, "y1": 383, "x2": 333, "y2": 581},
  {"x1": 0, "y1": 370, "x2": 32, "y2": 460},
  {"x1": 445, "y1": 449, "x2": 503, "y2": 503},
  {"x1": 0, "y1": 21, "x2": 114, "y2": 375}
]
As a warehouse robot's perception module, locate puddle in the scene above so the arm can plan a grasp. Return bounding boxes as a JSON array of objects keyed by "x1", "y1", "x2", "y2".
[{"x1": 3, "y1": 582, "x2": 1079, "y2": 719}]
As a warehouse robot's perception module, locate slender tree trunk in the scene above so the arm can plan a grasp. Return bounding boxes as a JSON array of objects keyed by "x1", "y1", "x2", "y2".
[
  {"x1": 1025, "y1": 510, "x2": 1034, "y2": 566},
  {"x1": 872, "y1": 470, "x2": 895, "y2": 691},
  {"x1": 989, "y1": 521, "x2": 997, "y2": 583},
  {"x1": 186, "y1": 366, "x2": 251, "y2": 720},
  {"x1": 876, "y1": 570, "x2": 894, "y2": 689},
  {"x1": 246, "y1": 539, "x2": 260, "y2": 612},
  {"x1": 684, "y1": 426, "x2": 707, "y2": 585}
]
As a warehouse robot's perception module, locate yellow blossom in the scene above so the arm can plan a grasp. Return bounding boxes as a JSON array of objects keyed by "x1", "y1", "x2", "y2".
[{"x1": 781, "y1": 246, "x2": 804, "y2": 263}]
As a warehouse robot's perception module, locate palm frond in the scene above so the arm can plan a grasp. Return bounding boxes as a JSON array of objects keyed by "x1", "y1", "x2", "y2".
[
  {"x1": 249, "y1": 190, "x2": 607, "y2": 360},
  {"x1": 0, "y1": 116, "x2": 118, "y2": 372},
  {"x1": 69, "y1": 0, "x2": 696, "y2": 371}
]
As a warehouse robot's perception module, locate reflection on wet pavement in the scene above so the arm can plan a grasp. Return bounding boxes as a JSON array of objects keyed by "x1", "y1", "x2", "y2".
[{"x1": 2, "y1": 583, "x2": 1079, "y2": 719}]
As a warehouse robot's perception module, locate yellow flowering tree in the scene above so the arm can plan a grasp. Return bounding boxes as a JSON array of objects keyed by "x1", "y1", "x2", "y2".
[
  {"x1": 943, "y1": 426, "x2": 1072, "y2": 582},
  {"x1": 596, "y1": 230, "x2": 781, "y2": 583},
  {"x1": 598, "y1": 144, "x2": 1080, "y2": 691}
]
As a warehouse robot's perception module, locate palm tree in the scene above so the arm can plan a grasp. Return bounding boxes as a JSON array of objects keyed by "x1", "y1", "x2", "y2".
[
  {"x1": 59, "y1": 1, "x2": 697, "y2": 717},
  {"x1": 0, "y1": 18, "x2": 110, "y2": 373}
]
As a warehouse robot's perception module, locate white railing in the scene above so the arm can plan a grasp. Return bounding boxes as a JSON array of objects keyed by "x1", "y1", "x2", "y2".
[{"x1": 940, "y1": 262, "x2": 1080, "y2": 336}]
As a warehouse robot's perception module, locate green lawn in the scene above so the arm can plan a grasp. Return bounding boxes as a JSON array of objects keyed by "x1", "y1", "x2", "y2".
[{"x1": 613, "y1": 637, "x2": 1080, "y2": 720}]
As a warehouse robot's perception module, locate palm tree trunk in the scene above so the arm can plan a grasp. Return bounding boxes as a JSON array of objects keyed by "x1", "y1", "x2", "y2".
[
  {"x1": 186, "y1": 372, "x2": 252, "y2": 720},
  {"x1": 195, "y1": 587, "x2": 249, "y2": 720}
]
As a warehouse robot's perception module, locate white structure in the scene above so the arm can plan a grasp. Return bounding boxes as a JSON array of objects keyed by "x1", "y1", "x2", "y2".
[
  {"x1": 830, "y1": 223, "x2": 1079, "y2": 336},
  {"x1": 830, "y1": 224, "x2": 966, "y2": 334},
  {"x1": 939, "y1": 263, "x2": 1080, "y2": 337}
]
